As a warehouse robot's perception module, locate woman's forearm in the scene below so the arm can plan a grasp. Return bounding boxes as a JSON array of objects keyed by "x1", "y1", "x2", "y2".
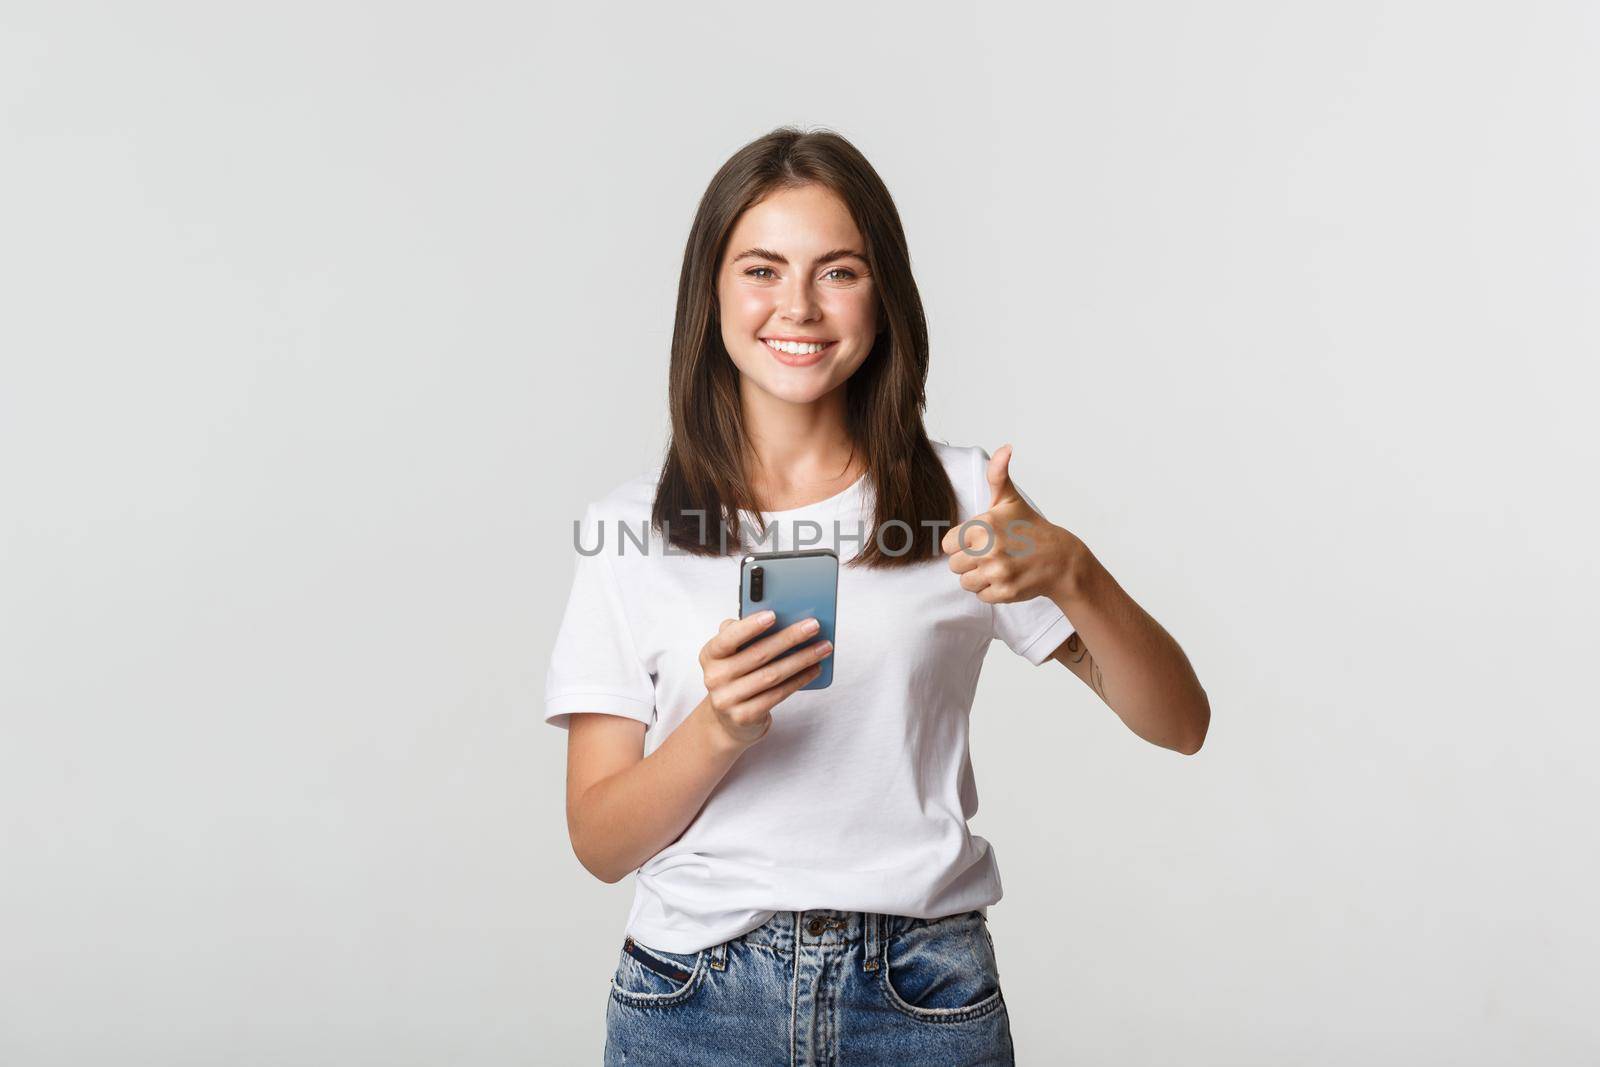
[
  {"x1": 568, "y1": 698, "x2": 749, "y2": 883},
  {"x1": 1051, "y1": 548, "x2": 1210, "y2": 754}
]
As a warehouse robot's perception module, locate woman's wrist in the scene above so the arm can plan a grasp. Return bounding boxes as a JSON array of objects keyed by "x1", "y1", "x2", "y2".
[
  {"x1": 692, "y1": 696, "x2": 756, "y2": 761},
  {"x1": 1048, "y1": 538, "x2": 1099, "y2": 609}
]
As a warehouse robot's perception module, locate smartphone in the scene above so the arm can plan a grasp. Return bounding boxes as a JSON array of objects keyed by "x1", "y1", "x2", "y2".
[{"x1": 737, "y1": 548, "x2": 838, "y2": 691}]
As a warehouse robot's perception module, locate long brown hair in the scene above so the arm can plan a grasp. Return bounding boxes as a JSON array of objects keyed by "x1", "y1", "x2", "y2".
[{"x1": 651, "y1": 126, "x2": 958, "y2": 569}]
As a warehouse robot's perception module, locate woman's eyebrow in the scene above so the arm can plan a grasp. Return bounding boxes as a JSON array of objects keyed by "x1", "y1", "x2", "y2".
[{"x1": 729, "y1": 247, "x2": 868, "y2": 266}]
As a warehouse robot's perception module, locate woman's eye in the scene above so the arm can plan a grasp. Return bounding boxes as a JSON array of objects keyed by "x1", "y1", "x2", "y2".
[
  {"x1": 824, "y1": 268, "x2": 857, "y2": 281},
  {"x1": 746, "y1": 267, "x2": 776, "y2": 279}
]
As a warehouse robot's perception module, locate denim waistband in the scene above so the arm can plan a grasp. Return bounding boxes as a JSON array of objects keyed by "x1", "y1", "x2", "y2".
[{"x1": 732, "y1": 909, "x2": 982, "y2": 958}]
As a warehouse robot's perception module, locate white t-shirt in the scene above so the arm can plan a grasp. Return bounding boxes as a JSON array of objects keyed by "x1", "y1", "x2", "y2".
[{"x1": 544, "y1": 440, "x2": 1076, "y2": 953}]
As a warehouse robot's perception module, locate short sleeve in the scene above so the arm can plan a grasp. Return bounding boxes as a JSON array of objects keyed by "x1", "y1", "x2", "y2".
[
  {"x1": 543, "y1": 503, "x2": 657, "y2": 730},
  {"x1": 971, "y1": 446, "x2": 1077, "y2": 666}
]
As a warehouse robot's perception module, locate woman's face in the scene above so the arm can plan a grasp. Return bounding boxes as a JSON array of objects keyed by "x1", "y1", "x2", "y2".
[{"x1": 716, "y1": 184, "x2": 880, "y2": 406}]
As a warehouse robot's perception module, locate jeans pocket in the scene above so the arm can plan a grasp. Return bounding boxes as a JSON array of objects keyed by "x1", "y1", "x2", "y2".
[
  {"x1": 610, "y1": 936, "x2": 706, "y2": 1008},
  {"x1": 879, "y1": 910, "x2": 1005, "y2": 1024}
]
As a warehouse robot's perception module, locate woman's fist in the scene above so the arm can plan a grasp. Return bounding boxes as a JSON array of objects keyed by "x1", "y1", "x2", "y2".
[{"x1": 941, "y1": 443, "x2": 1086, "y2": 605}]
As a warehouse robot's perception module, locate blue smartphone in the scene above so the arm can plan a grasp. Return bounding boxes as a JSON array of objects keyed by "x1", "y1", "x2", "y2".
[{"x1": 737, "y1": 548, "x2": 838, "y2": 691}]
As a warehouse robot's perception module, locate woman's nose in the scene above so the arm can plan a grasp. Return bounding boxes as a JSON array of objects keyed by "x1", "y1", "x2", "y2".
[{"x1": 781, "y1": 279, "x2": 821, "y2": 321}]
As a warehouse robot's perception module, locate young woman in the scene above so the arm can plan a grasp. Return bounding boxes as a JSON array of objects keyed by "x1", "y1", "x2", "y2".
[{"x1": 545, "y1": 127, "x2": 1211, "y2": 1066}]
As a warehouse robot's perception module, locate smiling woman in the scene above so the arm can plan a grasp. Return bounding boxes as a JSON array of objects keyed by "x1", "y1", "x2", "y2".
[{"x1": 545, "y1": 124, "x2": 1208, "y2": 1067}]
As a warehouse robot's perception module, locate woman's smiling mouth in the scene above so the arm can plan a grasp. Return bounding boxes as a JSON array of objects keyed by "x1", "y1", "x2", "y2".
[{"x1": 762, "y1": 337, "x2": 837, "y2": 366}]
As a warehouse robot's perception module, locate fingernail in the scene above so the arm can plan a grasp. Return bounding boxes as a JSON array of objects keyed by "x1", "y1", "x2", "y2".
[
  {"x1": 803, "y1": 618, "x2": 820, "y2": 633},
  {"x1": 816, "y1": 641, "x2": 833, "y2": 655},
  {"x1": 760, "y1": 610, "x2": 775, "y2": 624}
]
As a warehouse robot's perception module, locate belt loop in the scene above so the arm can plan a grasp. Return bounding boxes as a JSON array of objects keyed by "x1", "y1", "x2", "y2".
[
  {"x1": 710, "y1": 937, "x2": 728, "y2": 971},
  {"x1": 862, "y1": 912, "x2": 881, "y2": 972}
]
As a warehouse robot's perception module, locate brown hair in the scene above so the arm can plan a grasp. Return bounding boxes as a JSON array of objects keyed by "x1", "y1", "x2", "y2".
[{"x1": 651, "y1": 125, "x2": 959, "y2": 569}]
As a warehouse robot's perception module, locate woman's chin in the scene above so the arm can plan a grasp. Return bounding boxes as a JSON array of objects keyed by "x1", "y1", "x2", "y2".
[{"x1": 746, "y1": 374, "x2": 838, "y2": 406}]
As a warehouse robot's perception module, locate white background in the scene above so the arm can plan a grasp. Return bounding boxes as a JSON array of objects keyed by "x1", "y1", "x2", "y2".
[{"x1": 3, "y1": 2, "x2": 1597, "y2": 1064}]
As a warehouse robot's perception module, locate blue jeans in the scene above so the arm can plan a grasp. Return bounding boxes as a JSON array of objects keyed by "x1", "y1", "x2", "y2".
[{"x1": 604, "y1": 908, "x2": 1014, "y2": 1066}]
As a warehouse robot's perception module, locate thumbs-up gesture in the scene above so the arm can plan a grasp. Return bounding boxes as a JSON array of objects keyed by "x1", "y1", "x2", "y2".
[{"x1": 940, "y1": 444, "x2": 1085, "y2": 605}]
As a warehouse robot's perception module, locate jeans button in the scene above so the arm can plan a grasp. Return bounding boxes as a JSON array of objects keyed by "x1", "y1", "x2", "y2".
[{"x1": 807, "y1": 918, "x2": 825, "y2": 935}]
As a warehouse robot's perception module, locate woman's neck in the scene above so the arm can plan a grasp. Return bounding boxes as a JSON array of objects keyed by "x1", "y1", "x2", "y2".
[{"x1": 740, "y1": 380, "x2": 859, "y2": 507}]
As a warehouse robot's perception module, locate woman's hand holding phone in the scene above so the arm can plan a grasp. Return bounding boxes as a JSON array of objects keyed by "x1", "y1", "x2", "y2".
[{"x1": 697, "y1": 610, "x2": 832, "y2": 748}]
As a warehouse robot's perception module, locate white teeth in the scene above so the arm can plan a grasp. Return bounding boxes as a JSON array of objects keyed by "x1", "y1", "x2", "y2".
[{"x1": 765, "y1": 339, "x2": 830, "y2": 355}]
